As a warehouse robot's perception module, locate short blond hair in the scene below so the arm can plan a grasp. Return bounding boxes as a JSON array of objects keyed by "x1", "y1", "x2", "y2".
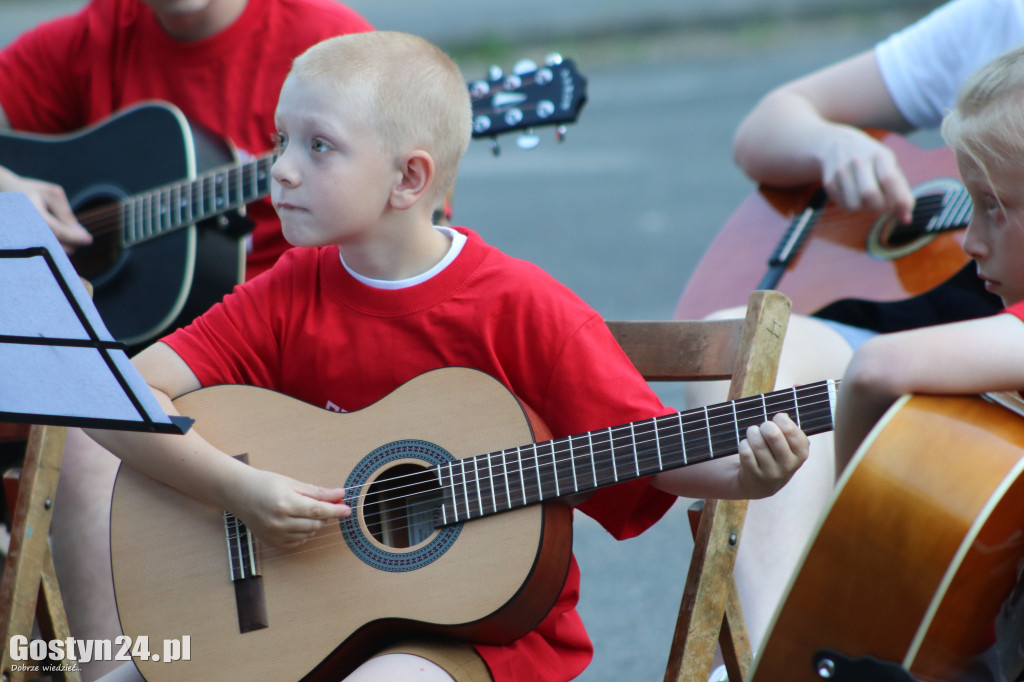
[
  {"x1": 291, "y1": 31, "x2": 471, "y2": 205},
  {"x1": 942, "y1": 45, "x2": 1024, "y2": 201}
]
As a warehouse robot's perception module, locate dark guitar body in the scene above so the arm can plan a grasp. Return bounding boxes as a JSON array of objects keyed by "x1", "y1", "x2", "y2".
[{"x1": 0, "y1": 103, "x2": 245, "y2": 348}]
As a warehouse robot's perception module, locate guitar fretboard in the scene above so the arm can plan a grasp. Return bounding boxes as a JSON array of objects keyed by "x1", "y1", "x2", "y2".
[
  {"x1": 435, "y1": 379, "x2": 837, "y2": 526},
  {"x1": 119, "y1": 153, "x2": 277, "y2": 246}
]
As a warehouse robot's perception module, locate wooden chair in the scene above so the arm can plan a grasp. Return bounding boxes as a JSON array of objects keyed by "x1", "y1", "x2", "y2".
[
  {"x1": 0, "y1": 423, "x2": 81, "y2": 682},
  {"x1": 606, "y1": 289, "x2": 791, "y2": 682}
]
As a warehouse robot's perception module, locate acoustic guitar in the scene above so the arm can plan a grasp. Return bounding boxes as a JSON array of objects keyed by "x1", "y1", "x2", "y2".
[
  {"x1": 0, "y1": 59, "x2": 587, "y2": 348},
  {"x1": 674, "y1": 131, "x2": 1001, "y2": 327},
  {"x1": 751, "y1": 392, "x2": 1024, "y2": 682},
  {"x1": 109, "y1": 367, "x2": 836, "y2": 681}
]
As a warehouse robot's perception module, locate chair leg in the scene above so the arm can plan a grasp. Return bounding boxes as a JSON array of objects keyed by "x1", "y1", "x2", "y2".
[
  {"x1": 664, "y1": 499, "x2": 751, "y2": 682},
  {"x1": 0, "y1": 425, "x2": 81, "y2": 682}
]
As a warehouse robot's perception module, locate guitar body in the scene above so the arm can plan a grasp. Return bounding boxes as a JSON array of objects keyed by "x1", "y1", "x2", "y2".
[
  {"x1": 752, "y1": 394, "x2": 1024, "y2": 681},
  {"x1": 0, "y1": 102, "x2": 245, "y2": 347},
  {"x1": 675, "y1": 132, "x2": 1000, "y2": 325},
  {"x1": 110, "y1": 369, "x2": 571, "y2": 681}
]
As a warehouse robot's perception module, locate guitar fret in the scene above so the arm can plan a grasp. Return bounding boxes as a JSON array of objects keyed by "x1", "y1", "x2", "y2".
[
  {"x1": 436, "y1": 466, "x2": 450, "y2": 525},
  {"x1": 171, "y1": 184, "x2": 181, "y2": 227},
  {"x1": 489, "y1": 448, "x2": 501, "y2": 512},
  {"x1": 488, "y1": 451, "x2": 506, "y2": 514},
  {"x1": 501, "y1": 450, "x2": 513, "y2": 512},
  {"x1": 531, "y1": 444, "x2": 546, "y2": 501},
  {"x1": 150, "y1": 192, "x2": 159, "y2": 237},
  {"x1": 472, "y1": 455, "x2": 483, "y2": 518},
  {"x1": 219, "y1": 171, "x2": 230, "y2": 209},
  {"x1": 122, "y1": 200, "x2": 134, "y2": 244},
  {"x1": 549, "y1": 441, "x2": 560, "y2": 498},
  {"x1": 732, "y1": 401, "x2": 740, "y2": 446},
  {"x1": 517, "y1": 446, "x2": 527, "y2": 507},
  {"x1": 630, "y1": 423, "x2": 640, "y2": 477},
  {"x1": 568, "y1": 435, "x2": 579, "y2": 494},
  {"x1": 136, "y1": 197, "x2": 145, "y2": 241},
  {"x1": 654, "y1": 418, "x2": 663, "y2": 470},
  {"x1": 234, "y1": 167, "x2": 243, "y2": 208},
  {"x1": 607, "y1": 427, "x2": 618, "y2": 482},
  {"x1": 158, "y1": 188, "x2": 168, "y2": 233},
  {"x1": 460, "y1": 459, "x2": 472, "y2": 520},
  {"x1": 587, "y1": 432, "x2": 597, "y2": 487},
  {"x1": 677, "y1": 412, "x2": 687, "y2": 465}
]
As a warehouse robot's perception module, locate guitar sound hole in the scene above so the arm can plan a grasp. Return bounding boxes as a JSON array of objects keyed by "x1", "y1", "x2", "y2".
[
  {"x1": 363, "y1": 463, "x2": 442, "y2": 549},
  {"x1": 69, "y1": 194, "x2": 125, "y2": 282}
]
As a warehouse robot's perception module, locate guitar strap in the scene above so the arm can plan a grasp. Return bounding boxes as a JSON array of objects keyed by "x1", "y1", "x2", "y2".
[{"x1": 813, "y1": 262, "x2": 1002, "y2": 333}]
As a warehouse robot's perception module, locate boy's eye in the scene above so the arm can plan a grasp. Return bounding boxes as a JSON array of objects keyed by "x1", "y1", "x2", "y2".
[
  {"x1": 311, "y1": 139, "x2": 329, "y2": 153},
  {"x1": 272, "y1": 132, "x2": 288, "y2": 151}
]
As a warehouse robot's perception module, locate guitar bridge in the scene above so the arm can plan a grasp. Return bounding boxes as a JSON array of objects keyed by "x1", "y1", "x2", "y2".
[{"x1": 225, "y1": 454, "x2": 268, "y2": 633}]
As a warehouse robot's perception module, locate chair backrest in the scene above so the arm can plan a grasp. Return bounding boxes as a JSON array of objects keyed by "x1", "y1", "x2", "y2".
[{"x1": 605, "y1": 289, "x2": 792, "y2": 682}]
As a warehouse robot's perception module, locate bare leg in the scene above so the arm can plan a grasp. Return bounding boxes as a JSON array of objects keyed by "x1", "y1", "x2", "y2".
[
  {"x1": 94, "y1": 663, "x2": 143, "y2": 682},
  {"x1": 685, "y1": 309, "x2": 853, "y2": 655},
  {"x1": 345, "y1": 654, "x2": 457, "y2": 681},
  {"x1": 49, "y1": 428, "x2": 123, "y2": 682},
  {"x1": 93, "y1": 654, "x2": 458, "y2": 682}
]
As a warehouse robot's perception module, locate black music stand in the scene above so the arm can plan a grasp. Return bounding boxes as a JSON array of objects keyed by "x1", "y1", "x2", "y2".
[
  {"x1": 0, "y1": 193, "x2": 190, "y2": 433},
  {"x1": 0, "y1": 193, "x2": 190, "y2": 682}
]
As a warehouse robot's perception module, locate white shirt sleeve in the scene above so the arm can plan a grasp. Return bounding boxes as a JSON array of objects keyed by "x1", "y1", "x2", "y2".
[{"x1": 875, "y1": 0, "x2": 1024, "y2": 128}]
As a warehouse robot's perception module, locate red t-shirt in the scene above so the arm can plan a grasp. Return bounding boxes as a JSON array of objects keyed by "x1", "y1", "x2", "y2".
[
  {"x1": 163, "y1": 228, "x2": 678, "y2": 681},
  {"x1": 1005, "y1": 300, "x2": 1024, "y2": 323},
  {"x1": 0, "y1": 0, "x2": 372, "y2": 277}
]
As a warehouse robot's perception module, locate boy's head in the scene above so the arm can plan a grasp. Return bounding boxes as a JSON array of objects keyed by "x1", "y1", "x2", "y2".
[
  {"x1": 288, "y1": 31, "x2": 472, "y2": 206},
  {"x1": 941, "y1": 45, "x2": 1024, "y2": 189}
]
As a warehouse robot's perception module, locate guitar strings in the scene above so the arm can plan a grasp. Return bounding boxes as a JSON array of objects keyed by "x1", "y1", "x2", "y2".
[
  {"x1": 253, "y1": 404, "x2": 839, "y2": 566},
  {"x1": 247, "y1": 389, "x2": 838, "y2": 564},
  {"x1": 337, "y1": 382, "x2": 838, "y2": 508},
  {"x1": 73, "y1": 156, "x2": 277, "y2": 240},
  {"x1": 330, "y1": 385, "x2": 838, "y2": 525}
]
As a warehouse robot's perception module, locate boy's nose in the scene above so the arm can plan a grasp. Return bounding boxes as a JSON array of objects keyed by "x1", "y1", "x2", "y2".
[{"x1": 271, "y1": 158, "x2": 296, "y2": 187}]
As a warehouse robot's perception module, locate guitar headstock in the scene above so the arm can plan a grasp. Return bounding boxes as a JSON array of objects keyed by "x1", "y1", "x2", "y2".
[{"x1": 468, "y1": 55, "x2": 587, "y2": 154}]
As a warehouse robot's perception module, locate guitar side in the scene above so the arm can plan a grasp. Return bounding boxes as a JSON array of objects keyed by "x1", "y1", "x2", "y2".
[
  {"x1": 0, "y1": 102, "x2": 244, "y2": 347},
  {"x1": 751, "y1": 394, "x2": 1024, "y2": 681},
  {"x1": 675, "y1": 133, "x2": 969, "y2": 321},
  {"x1": 109, "y1": 369, "x2": 571, "y2": 682}
]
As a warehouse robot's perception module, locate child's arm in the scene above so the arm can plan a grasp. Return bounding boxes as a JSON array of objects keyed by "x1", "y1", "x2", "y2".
[
  {"x1": 835, "y1": 313, "x2": 1024, "y2": 472},
  {"x1": 86, "y1": 342, "x2": 351, "y2": 548},
  {"x1": 650, "y1": 412, "x2": 810, "y2": 499}
]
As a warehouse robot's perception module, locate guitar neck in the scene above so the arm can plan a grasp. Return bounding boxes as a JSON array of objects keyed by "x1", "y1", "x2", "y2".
[
  {"x1": 436, "y1": 379, "x2": 838, "y2": 525},
  {"x1": 119, "y1": 152, "x2": 277, "y2": 246}
]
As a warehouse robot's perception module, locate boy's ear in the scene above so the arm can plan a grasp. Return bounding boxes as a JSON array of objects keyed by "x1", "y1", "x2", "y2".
[{"x1": 390, "y1": 150, "x2": 435, "y2": 211}]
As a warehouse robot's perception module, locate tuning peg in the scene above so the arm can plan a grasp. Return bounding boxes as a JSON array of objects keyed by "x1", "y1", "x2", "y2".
[
  {"x1": 544, "y1": 53, "x2": 563, "y2": 66},
  {"x1": 472, "y1": 115, "x2": 492, "y2": 135},
  {"x1": 513, "y1": 59, "x2": 537, "y2": 75},
  {"x1": 488, "y1": 65, "x2": 503, "y2": 81},
  {"x1": 556, "y1": 125, "x2": 568, "y2": 143},
  {"x1": 469, "y1": 80, "x2": 490, "y2": 99},
  {"x1": 489, "y1": 139, "x2": 501, "y2": 157},
  {"x1": 517, "y1": 130, "x2": 540, "y2": 150}
]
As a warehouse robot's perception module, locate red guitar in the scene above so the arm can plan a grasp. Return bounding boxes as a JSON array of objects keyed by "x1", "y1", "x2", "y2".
[{"x1": 675, "y1": 132, "x2": 990, "y2": 322}]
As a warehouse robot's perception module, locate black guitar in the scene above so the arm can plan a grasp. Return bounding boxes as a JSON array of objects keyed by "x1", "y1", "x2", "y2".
[{"x1": 0, "y1": 58, "x2": 587, "y2": 348}]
